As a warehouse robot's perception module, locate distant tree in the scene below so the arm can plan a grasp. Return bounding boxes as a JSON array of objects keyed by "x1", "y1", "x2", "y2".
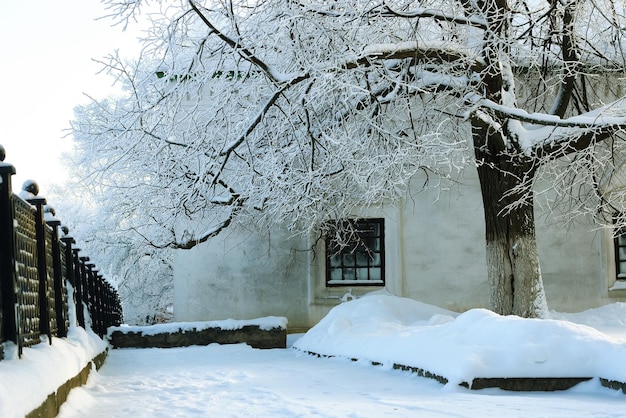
[
  {"x1": 52, "y1": 172, "x2": 173, "y2": 325},
  {"x1": 71, "y1": 0, "x2": 626, "y2": 318}
]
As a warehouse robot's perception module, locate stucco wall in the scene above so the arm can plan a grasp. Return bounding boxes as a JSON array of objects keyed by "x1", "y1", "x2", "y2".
[
  {"x1": 174, "y1": 226, "x2": 311, "y2": 329},
  {"x1": 536, "y1": 217, "x2": 605, "y2": 311},
  {"x1": 174, "y1": 165, "x2": 622, "y2": 329},
  {"x1": 397, "y1": 167, "x2": 611, "y2": 314},
  {"x1": 398, "y1": 172, "x2": 490, "y2": 312}
]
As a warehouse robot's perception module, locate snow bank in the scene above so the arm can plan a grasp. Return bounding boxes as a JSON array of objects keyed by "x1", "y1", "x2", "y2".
[
  {"x1": 0, "y1": 326, "x2": 107, "y2": 418},
  {"x1": 293, "y1": 294, "x2": 626, "y2": 385},
  {"x1": 550, "y1": 302, "x2": 626, "y2": 340}
]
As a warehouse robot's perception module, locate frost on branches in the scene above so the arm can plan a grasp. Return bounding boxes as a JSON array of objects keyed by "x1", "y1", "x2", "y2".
[{"x1": 69, "y1": 0, "x2": 626, "y2": 318}]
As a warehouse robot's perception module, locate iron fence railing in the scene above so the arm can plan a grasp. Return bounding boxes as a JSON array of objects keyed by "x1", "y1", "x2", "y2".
[{"x1": 0, "y1": 146, "x2": 123, "y2": 359}]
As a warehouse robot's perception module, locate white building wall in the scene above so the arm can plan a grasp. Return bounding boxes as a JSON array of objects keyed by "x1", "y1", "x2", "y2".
[
  {"x1": 174, "y1": 164, "x2": 624, "y2": 330},
  {"x1": 398, "y1": 172, "x2": 490, "y2": 312},
  {"x1": 174, "y1": 226, "x2": 312, "y2": 329},
  {"x1": 536, "y1": 214, "x2": 607, "y2": 311}
]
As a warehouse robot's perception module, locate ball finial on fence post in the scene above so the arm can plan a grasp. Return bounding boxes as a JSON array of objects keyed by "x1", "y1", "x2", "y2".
[{"x1": 22, "y1": 179, "x2": 39, "y2": 197}]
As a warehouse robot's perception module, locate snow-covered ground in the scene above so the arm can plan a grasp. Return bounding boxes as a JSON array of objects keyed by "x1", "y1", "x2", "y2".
[
  {"x1": 56, "y1": 342, "x2": 625, "y2": 418},
  {"x1": 3, "y1": 293, "x2": 626, "y2": 417}
]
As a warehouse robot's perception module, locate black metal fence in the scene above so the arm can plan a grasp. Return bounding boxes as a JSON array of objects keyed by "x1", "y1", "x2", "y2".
[{"x1": 0, "y1": 146, "x2": 122, "y2": 360}]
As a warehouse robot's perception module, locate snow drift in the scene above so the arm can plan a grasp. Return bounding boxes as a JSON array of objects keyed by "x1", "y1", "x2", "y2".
[{"x1": 293, "y1": 293, "x2": 626, "y2": 385}]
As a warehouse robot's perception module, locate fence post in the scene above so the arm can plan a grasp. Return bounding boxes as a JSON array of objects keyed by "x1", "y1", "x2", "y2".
[
  {"x1": 114, "y1": 289, "x2": 123, "y2": 326},
  {"x1": 0, "y1": 156, "x2": 18, "y2": 354},
  {"x1": 26, "y1": 196, "x2": 51, "y2": 343},
  {"x1": 88, "y1": 267, "x2": 99, "y2": 335},
  {"x1": 47, "y1": 218, "x2": 67, "y2": 338},
  {"x1": 94, "y1": 272, "x2": 104, "y2": 336},
  {"x1": 85, "y1": 263, "x2": 96, "y2": 330},
  {"x1": 80, "y1": 257, "x2": 91, "y2": 328},
  {"x1": 75, "y1": 253, "x2": 86, "y2": 328},
  {"x1": 61, "y1": 236, "x2": 76, "y2": 329},
  {"x1": 103, "y1": 282, "x2": 112, "y2": 333}
]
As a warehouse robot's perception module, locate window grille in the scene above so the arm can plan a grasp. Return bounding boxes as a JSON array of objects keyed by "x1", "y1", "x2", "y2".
[
  {"x1": 614, "y1": 230, "x2": 626, "y2": 281},
  {"x1": 326, "y1": 218, "x2": 385, "y2": 287}
]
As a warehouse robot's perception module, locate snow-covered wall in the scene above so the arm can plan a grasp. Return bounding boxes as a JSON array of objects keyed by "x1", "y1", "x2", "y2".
[
  {"x1": 174, "y1": 164, "x2": 624, "y2": 329},
  {"x1": 174, "y1": 226, "x2": 311, "y2": 329},
  {"x1": 398, "y1": 170, "x2": 490, "y2": 312}
]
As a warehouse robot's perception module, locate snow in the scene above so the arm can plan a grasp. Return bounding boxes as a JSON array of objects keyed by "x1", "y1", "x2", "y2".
[
  {"x1": 294, "y1": 295, "x2": 626, "y2": 384},
  {"x1": 466, "y1": 95, "x2": 626, "y2": 130},
  {"x1": 464, "y1": 94, "x2": 626, "y2": 156},
  {"x1": 4, "y1": 294, "x2": 626, "y2": 417},
  {"x1": 609, "y1": 280, "x2": 626, "y2": 291},
  {"x1": 0, "y1": 327, "x2": 107, "y2": 418},
  {"x1": 57, "y1": 343, "x2": 626, "y2": 418},
  {"x1": 108, "y1": 316, "x2": 288, "y2": 336},
  {"x1": 361, "y1": 40, "x2": 485, "y2": 69}
]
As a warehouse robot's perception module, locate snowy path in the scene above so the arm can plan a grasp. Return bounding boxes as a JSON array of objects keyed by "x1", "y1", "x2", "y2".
[{"x1": 57, "y1": 342, "x2": 625, "y2": 418}]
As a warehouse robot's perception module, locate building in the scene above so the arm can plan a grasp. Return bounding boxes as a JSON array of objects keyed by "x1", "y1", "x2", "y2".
[{"x1": 173, "y1": 162, "x2": 626, "y2": 331}]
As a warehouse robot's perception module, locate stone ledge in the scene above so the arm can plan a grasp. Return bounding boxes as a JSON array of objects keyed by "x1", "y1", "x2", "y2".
[
  {"x1": 301, "y1": 350, "x2": 626, "y2": 393},
  {"x1": 302, "y1": 351, "x2": 451, "y2": 386},
  {"x1": 600, "y1": 378, "x2": 626, "y2": 394},
  {"x1": 26, "y1": 349, "x2": 108, "y2": 418},
  {"x1": 108, "y1": 325, "x2": 287, "y2": 349},
  {"x1": 460, "y1": 377, "x2": 592, "y2": 391}
]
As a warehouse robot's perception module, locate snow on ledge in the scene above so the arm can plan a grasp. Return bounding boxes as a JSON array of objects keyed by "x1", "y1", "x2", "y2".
[
  {"x1": 107, "y1": 316, "x2": 288, "y2": 337},
  {"x1": 609, "y1": 280, "x2": 626, "y2": 291}
]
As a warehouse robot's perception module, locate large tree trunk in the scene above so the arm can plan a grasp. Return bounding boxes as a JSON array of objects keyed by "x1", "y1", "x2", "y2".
[
  {"x1": 469, "y1": 0, "x2": 546, "y2": 318},
  {"x1": 474, "y1": 134, "x2": 549, "y2": 318}
]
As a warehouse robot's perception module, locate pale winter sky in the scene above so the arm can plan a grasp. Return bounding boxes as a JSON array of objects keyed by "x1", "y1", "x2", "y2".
[{"x1": 0, "y1": 1, "x2": 141, "y2": 194}]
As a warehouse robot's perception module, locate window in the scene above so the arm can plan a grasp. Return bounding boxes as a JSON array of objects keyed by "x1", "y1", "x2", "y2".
[
  {"x1": 326, "y1": 218, "x2": 385, "y2": 287},
  {"x1": 615, "y1": 229, "x2": 626, "y2": 281}
]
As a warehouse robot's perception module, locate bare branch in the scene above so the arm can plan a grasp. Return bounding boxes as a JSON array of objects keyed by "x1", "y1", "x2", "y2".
[
  {"x1": 188, "y1": 0, "x2": 285, "y2": 83},
  {"x1": 549, "y1": 0, "x2": 582, "y2": 117},
  {"x1": 381, "y1": 4, "x2": 488, "y2": 30}
]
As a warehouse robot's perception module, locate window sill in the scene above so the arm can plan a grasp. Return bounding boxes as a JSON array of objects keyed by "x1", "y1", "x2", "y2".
[
  {"x1": 608, "y1": 281, "x2": 626, "y2": 297},
  {"x1": 327, "y1": 280, "x2": 384, "y2": 286},
  {"x1": 314, "y1": 297, "x2": 347, "y2": 306}
]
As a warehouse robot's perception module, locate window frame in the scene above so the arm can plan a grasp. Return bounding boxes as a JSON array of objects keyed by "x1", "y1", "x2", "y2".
[
  {"x1": 614, "y1": 226, "x2": 626, "y2": 282},
  {"x1": 325, "y1": 218, "x2": 385, "y2": 287}
]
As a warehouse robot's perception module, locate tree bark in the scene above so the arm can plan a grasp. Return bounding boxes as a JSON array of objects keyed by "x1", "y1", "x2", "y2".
[{"x1": 474, "y1": 130, "x2": 548, "y2": 318}]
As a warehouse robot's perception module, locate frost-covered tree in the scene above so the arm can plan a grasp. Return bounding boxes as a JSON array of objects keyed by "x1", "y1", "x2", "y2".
[
  {"x1": 71, "y1": 0, "x2": 626, "y2": 318},
  {"x1": 51, "y1": 175, "x2": 173, "y2": 325}
]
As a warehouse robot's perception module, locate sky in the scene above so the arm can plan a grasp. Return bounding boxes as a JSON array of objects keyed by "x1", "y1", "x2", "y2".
[
  {"x1": 0, "y1": 1, "x2": 141, "y2": 195},
  {"x1": 2, "y1": 293, "x2": 626, "y2": 417}
]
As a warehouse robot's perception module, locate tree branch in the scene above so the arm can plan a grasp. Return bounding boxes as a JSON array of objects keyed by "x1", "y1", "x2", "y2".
[
  {"x1": 381, "y1": 4, "x2": 487, "y2": 30},
  {"x1": 468, "y1": 95, "x2": 626, "y2": 129},
  {"x1": 172, "y1": 197, "x2": 244, "y2": 250},
  {"x1": 188, "y1": 0, "x2": 285, "y2": 83},
  {"x1": 549, "y1": 0, "x2": 581, "y2": 117},
  {"x1": 354, "y1": 41, "x2": 485, "y2": 72}
]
